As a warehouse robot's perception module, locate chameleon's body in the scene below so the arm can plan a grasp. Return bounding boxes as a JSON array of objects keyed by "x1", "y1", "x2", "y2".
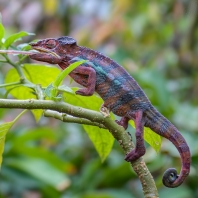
[{"x1": 29, "y1": 36, "x2": 190, "y2": 188}]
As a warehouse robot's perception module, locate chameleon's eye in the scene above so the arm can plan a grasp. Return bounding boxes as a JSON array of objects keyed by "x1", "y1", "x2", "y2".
[{"x1": 46, "y1": 40, "x2": 56, "y2": 49}]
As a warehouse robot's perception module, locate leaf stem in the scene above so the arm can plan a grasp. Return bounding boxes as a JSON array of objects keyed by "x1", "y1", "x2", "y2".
[
  {"x1": 13, "y1": 109, "x2": 28, "y2": 123},
  {"x1": 2, "y1": 54, "x2": 25, "y2": 78},
  {"x1": 1, "y1": 54, "x2": 36, "y2": 90},
  {"x1": 16, "y1": 55, "x2": 28, "y2": 64},
  {"x1": 34, "y1": 84, "x2": 44, "y2": 100},
  {"x1": 0, "y1": 81, "x2": 21, "y2": 88}
]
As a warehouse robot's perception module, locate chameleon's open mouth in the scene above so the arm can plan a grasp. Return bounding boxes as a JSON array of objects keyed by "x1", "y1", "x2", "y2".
[{"x1": 30, "y1": 45, "x2": 60, "y2": 58}]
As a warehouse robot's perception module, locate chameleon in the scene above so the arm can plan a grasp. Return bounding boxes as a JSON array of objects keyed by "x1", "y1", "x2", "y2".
[{"x1": 29, "y1": 36, "x2": 190, "y2": 188}]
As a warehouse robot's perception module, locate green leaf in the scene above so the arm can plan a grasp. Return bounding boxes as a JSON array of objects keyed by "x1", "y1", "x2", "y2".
[
  {"x1": 83, "y1": 125, "x2": 114, "y2": 162},
  {"x1": 58, "y1": 85, "x2": 74, "y2": 94},
  {"x1": 63, "y1": 88, "x2": 114, "y2": 161},
  {"x1": 17, "y1": 43, "x2": 31, "y2": 51},
  {"x1": 44, "y1": 83, "x2": 55, "y2": 98},
  {"x1": 6, "y1": 157, "x2": 71, "y2": 190},
  {"x1": 69, "y1": 77, "x2": 74, "y2": 84},
  {"x1": 48, "y1": 60, "x2": 86, "y2": 99},
  {"x1": 144, "y1": 127, "x2": 162, "y2": 152},
  {"x1": 52, "y1": 94, "x2": 62, "y2": 101},
  {"x1": 44, "y1": 84, "x2": 63, "y2": 101},
  {"x1": 23, "y1": 64, "x2": 61, "y2": 85},
  {"x1": 31, "y1": 109, "x2": 43, "y2": 122},
  {"x1": 63, "y1": 88, "x2": 103, "y2": 111},
  {"x1": 11, "y1": 127, "x2": 56, "y2": 145},
  {"x1": 0, "y1": 110, "x2": 27, "y2": 167},
  {"x1": 17, "y1": 43, "x2": 32, "y2": 59},
  {"x1": 13, "y1": 146, "x2": 73, "y2": 173},
  {"x1": 5, "y1": 65, "x2": 60, "y2": 98},
  {"x1": 0, "y1": 122, "x2": 13, "y2": 166},
  {"x1": 129, "y1": 120, "x2": 161, "y2": 153},
  {"x1": 53, "y1": 60, "x2": 86, "y2": 87},
  {"x1": 0, "y1": 23, "x2": 5, "y2": 45},
  {"x1": 4, "y1": 31, "x2": 34, "y2": 49},
  {"x1": 8, "y1": 127, "x2": 74, "y2": 172},
  {"x1": 4, "y1": 64, "x2": 61, "y2": 120}
]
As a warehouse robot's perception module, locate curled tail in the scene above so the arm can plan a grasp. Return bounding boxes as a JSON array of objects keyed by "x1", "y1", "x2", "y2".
[{"x1": 145, "y1": 106, "x2": 191, "y2": 188}]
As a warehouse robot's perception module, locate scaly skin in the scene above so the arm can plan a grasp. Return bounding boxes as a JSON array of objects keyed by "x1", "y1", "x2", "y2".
[{"x1": 29, "y1": 36, "x2": 191, "y2": 188}]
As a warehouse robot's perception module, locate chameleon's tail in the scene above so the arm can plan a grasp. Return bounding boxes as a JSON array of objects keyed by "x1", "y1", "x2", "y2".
[{"x1": 146, "y1": 106, "x2": 191, "y2": 188}]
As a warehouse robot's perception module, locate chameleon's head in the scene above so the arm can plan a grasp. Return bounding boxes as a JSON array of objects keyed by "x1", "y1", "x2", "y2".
[{"x1": 29, "y1": 36, "x2": 77, "y2": 64}]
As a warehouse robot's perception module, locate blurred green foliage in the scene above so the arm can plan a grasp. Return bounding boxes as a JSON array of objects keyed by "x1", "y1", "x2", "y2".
[{"x1": 0, "y1": 0, "x2": 198, "y2": 198}]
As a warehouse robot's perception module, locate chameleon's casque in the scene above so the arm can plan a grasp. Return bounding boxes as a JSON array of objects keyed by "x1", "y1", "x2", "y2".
[{"x1": 29, "y1": 36, "x2": 191, "y2": 188}]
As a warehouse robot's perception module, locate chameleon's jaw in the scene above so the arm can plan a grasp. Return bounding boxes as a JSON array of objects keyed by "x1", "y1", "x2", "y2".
[
  {"x1": 29, "y1": 43, "x2": 62, "y2": 64},
  {"x1": 29, "y1": 44, "x2": 60, "y2": 59}
]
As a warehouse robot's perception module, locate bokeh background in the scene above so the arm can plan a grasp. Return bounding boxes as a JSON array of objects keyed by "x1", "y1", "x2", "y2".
[{"x1": 0, "y1": 0, "x2": 198, "y2": 198}]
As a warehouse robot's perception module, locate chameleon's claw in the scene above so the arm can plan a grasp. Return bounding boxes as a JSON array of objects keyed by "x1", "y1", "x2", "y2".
[
  {"x1": 75, "y1": 88, "x2": 94, "y2": 96},
  {"x1": 115, "y1": 116, "x2": 129, "y2": 130},
  {"x1": 125, "y1": 150, "x2": 137, "y2": 162},
  {"x1": 125, "y1": 148, "x2": 146, "y2": 162},
  {"x1": 100, "y1": 104, "x2": 110, "y2": 117}
]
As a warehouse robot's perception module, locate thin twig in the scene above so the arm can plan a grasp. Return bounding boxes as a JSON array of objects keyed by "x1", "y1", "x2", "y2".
[
  {"x1": 0, "y1": 50, "x2": 37, "y2": 55},
  {"x1": 44, "y1": 110, "x2": 106, "y2": 128}
]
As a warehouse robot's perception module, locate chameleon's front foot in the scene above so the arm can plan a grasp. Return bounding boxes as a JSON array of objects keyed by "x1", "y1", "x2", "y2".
[{"x1": 125, "y1": 148, "x2": 146, "y2": 162}]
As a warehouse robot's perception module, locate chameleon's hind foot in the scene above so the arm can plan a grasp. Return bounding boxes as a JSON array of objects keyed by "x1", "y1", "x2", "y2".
[
  {"x1": 125, "y1": 148, "x2": 146, "y2": 162},
  {"x1": 115, "y1": 116, "x2": 129, "y2": 130},
  {"x1": 125, "y1": 111, "x2": 145, "y2": 162}
]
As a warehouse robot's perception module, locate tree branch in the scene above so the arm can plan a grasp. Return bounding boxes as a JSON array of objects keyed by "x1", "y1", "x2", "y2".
[
  {"x1": 0, "y1": 98, "x2": 159, "y2": 197},
  {"x1": 44, "y1": 110, "x2": 106, "y2": 128}
]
